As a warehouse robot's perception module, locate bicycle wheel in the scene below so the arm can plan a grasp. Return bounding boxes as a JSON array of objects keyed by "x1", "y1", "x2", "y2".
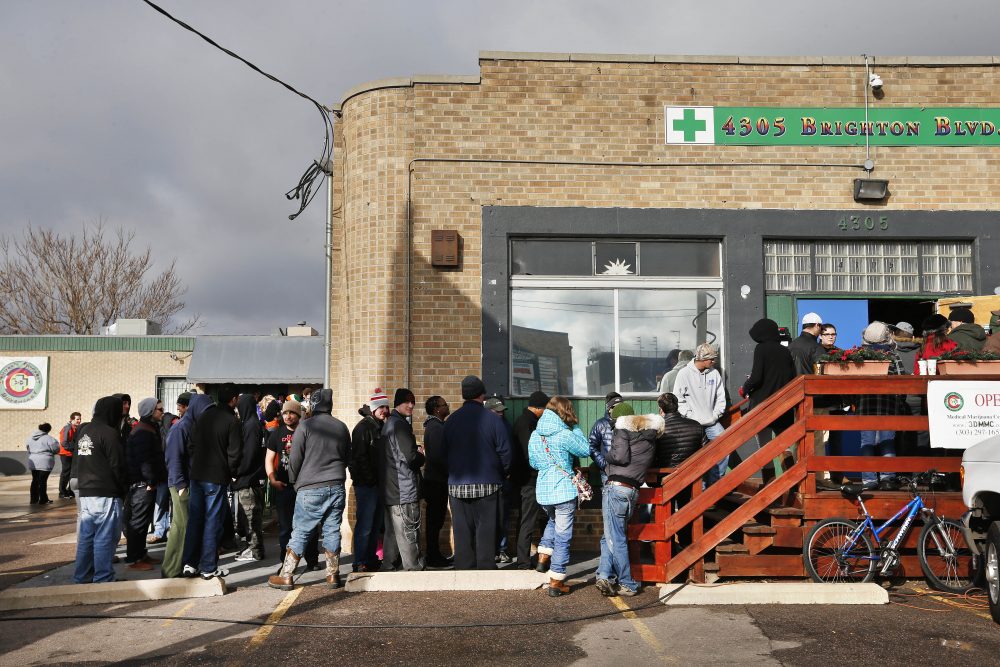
[
  {"x1": 918, "y1": 518, "x2": 976, "y2": 594},
  {"x1": 804, "y1": 518, "x2": 876, "y2": 583}
]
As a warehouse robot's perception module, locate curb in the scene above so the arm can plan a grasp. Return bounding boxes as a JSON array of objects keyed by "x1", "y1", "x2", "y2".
[
  {"x1": 345, "y1": 570, "x2": 550, "y2": 592},
  {"x1": 658, "y1": 582, "x2": 889, "y2": 605},
  {"x1": 0, "y1": 577, "x2": 227, "y2": 611}
]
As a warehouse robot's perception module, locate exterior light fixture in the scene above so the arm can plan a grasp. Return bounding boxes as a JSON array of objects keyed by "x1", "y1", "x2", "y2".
[{"x1": 853, "y1": 178, "x2": 889, "y2": 202}]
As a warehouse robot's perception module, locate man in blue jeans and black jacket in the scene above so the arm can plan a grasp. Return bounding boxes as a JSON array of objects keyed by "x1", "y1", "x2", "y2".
[{"x1": 182, "y1": 385, "x2": 242, "y2": 580}]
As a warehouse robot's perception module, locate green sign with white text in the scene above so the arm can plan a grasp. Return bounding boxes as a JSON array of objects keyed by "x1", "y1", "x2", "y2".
[{"x1": 664, "y1": 106, "x2": 1000, "y2": 146}]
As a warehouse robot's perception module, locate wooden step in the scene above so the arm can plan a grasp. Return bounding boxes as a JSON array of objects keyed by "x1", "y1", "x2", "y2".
[
  {"x1": 715, "y1": 541, "x2": 750, "y2": 554},
  {"x1": 742, "y1": 523, "x2": 777, "y2": 536},
  {"x1": 768, "y1": 507, "x2": 805, "y2": 527},
  {"x1": 716, "y1": 553, "x2": 806, "y2": 577}
]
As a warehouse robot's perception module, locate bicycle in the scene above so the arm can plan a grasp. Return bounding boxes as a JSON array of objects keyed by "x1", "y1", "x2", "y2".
[{"x1": 803, "y1": 470, "x2": 977, "y2": 593}]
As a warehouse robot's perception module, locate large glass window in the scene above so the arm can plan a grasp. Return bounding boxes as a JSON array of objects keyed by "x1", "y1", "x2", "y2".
[
  {"x1": 765, "y1": 240, "x2": 973, "y2": 294},
  {"x1": 511, "y1": 239, "x2": 721, "y2": 277},
  {"x1": 511, "y1": 288, "x2": 722, "y2": 396}
]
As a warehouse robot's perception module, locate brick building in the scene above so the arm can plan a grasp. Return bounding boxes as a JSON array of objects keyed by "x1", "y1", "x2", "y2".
[{"x1": 328, "y1": 52, "x2": 1000, "y2": 431}]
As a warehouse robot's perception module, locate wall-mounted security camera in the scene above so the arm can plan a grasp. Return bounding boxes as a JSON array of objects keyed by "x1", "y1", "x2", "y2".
[{"x1": 869, "y1": 73, "x2": 883, "y2": 90}]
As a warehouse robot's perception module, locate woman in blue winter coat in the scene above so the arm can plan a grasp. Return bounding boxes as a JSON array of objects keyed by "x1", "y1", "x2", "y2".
[
  {"x1": 529, "y1": 396, "x2": 590, "y2": 596},
  {"x1": 26, "y1": 423, "x2": 60, "y2": 504}
]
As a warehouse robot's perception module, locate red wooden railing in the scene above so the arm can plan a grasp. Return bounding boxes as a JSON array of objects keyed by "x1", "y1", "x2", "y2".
[{"x1": 629, "y1": 374, "x2": 980, "y2": 584}]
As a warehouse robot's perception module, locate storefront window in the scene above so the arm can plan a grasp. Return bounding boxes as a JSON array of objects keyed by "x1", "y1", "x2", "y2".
[
  {"x1": 510, "y1": 240, "x2": 591, "y2": 276},
  {"x1": 510, "y1": 287, "x2": 722, "y2": 396}
]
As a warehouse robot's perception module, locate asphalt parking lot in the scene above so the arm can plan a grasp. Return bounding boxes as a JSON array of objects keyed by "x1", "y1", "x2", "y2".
[{"x1": 2, "y1": 474, "x2": 999, "y2": 665}]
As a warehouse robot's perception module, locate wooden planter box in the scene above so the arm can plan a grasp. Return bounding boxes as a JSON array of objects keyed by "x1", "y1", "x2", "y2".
[
  {"x1": 935, "y1": 360, "x2": 1000, "y2": 376},
  {"x1": 819, "y1": 361, "x2": 890, "y2": 375}
]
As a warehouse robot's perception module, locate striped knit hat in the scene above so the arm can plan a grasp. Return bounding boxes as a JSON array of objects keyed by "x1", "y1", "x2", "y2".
[{"x1": 369, "y1": 388, "x2": 390, "y2": 411}]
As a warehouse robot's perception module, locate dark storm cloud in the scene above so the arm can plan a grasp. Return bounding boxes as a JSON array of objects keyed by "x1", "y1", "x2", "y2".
[{"x1": 0, "y1": 0, "x2": 994, "y2": 332}]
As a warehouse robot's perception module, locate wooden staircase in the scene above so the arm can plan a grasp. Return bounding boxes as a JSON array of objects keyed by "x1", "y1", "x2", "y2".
[{"x1": 630, "y1": 374, "x2": 971, "y2": 583}]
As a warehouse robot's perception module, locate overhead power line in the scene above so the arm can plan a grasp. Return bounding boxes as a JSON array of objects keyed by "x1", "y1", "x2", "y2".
[{"x1": 140, "y1": 0, "x2": 333, "y2": 220}]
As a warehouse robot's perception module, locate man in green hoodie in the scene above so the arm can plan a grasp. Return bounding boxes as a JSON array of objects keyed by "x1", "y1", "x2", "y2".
[{"x1": 947, "y1": 306, "x2": 987, "y2": 352}]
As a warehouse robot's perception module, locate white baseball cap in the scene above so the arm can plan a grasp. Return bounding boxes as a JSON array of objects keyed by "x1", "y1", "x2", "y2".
[{"x1": 801, "y1": 312, "x2": 823, "y2": 326}]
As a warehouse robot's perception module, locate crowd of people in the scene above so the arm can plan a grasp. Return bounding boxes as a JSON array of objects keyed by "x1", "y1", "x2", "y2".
[{"x1": 39, "y1": 304, "x2": 999, "y2": 592}]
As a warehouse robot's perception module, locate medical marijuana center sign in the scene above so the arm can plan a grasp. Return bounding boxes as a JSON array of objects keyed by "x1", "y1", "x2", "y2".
[
  {"x1": 665, "y1": 107, "x2": 1000, "y2": 146},
  {"x1": 0, "y1": 357, "x2": 49, "y2": 410}
]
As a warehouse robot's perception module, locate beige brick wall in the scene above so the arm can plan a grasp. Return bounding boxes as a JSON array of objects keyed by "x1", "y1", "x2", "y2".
[
  {"x1": 330, "y1": 55, "x2": 1000, "y2": 428},
  {"x1": 0, "y1": 350, "x2": 188, "y2": 452}
]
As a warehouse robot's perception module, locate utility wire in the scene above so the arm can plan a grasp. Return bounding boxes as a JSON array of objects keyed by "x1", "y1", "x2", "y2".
[{"x1": 140, "y1": 0, "x2": 333, "y2": 220}]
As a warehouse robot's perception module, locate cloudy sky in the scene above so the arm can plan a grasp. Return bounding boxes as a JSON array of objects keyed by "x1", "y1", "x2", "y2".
[{"x1": 0, "y1": 0, "x2": 992, "y2": 334}]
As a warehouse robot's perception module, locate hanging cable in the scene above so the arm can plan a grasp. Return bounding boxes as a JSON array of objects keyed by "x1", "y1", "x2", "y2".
[{"x1": 140, "y1": 0, "x2": 333, "y2": 220}]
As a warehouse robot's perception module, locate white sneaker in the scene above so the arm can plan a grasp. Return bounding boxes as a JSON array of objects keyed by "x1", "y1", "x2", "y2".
[
  {"x1": 200, "y1": 568, "x2": 229, "y2": 580},
  {"x1": 181, "y1": 565, "x2": 198, "y2": 578}
]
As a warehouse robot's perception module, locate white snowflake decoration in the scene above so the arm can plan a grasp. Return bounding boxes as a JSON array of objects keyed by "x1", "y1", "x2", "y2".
[{"x1": 601, "y1": 258, "x2": 633, "y2": 275}]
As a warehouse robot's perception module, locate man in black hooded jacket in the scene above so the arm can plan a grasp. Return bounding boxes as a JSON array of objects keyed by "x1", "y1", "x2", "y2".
[
  {"x1": 233, "y1": 392, "x2": 266, "y2": 561},
  {"x1": 182, "y1": 384, "x2": 242, "y2": 580},
  {"x1": 741, "y1": 319, "x2": 796, "y2": 484},
  {"x1": 72, "y1": 396, "x2": 126, "y2": 583}
]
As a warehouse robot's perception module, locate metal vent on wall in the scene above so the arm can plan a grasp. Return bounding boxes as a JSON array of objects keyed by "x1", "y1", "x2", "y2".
[{"x1": 431, "y1": 230, "x2": 459, "y2": 267}]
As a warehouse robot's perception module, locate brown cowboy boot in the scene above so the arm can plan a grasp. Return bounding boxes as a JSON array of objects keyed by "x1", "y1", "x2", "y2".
[
  {"x1": 267, "y1": 548, "x2": 301, "y2": 590},
  {"x1": 535, "y1": 552, "x2": 551, "y2": 573},
  {"x1": 324, "y1": 549, "x2": 342, "y2": 588},
  {"x1": 548, "y1": 577, "x2": 571, "y2": 597}
]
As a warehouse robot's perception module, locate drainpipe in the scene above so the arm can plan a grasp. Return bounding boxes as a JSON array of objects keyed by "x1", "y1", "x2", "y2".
[{"x1": 324, "y1": 168, "x2": 332, "y2": 389}]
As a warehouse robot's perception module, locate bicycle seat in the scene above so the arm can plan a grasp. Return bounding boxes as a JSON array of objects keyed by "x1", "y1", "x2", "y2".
[{"x1": 840, "y1": 484, "x2": 866, "y2": 500}]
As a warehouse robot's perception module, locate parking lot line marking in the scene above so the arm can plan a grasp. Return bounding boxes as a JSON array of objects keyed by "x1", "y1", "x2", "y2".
[
  {"x1": 161, "y1": 601, "x2": 196, "y2": 628},
  {"x1": 606, "y1": 595, "x2": 672, "y2": 661},
  {"x1": 0, "y1": 570, "x2": 45, "y2": 576},
  {"x1": 249, "y1": 588, "x2": 302, "y2": 648}
]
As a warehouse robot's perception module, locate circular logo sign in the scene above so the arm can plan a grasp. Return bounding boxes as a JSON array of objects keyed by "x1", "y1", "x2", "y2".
[
  {"x1": 944, "y1": 391, "x2": 965, "y2": 412},
  {"x1": 0, "y1": 361, "x2": 44, "y2": 404}
]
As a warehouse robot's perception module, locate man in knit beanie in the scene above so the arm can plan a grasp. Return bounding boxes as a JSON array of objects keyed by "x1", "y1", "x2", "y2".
[
  {"x1": 349, "y1": 388, "x2": 390, "y2": 572},
  {"x1": 379, "y1": 387, "x2": 424, "y2": 570},
  {"x1": 673, "y1": 343, "x2": 727, "y2": 485},
  {"x1": 947, "y1": 307, "x2": 987, "y2": 352}
]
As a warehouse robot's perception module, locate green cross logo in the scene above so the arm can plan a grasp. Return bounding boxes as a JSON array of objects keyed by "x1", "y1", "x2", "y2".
[{"x1": 673, "y1": 108, "x2": 707, "y2": 142}]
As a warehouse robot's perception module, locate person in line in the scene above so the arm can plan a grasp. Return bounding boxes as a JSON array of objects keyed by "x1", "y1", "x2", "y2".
[
  {"x1": 182, "y1": 384, "x2": 242, "y2": 580},
  {"x1": 529, "y1": 396, "x2": 590, "y2": 596},
  {"x1": 114, "y1": 393, "x2": 135, "y2": 443},
  {"x1": 673, "y1": 343, "x2": 727, "y2": 485},
  {"x1": 269, "y1": 389, "x2": 351, "y2": 590},
  {"x1": 264, "y1": 399, "x2": 320, "y2": 572},
  {"x1": 350, "y1": 388, "x2": 389, "y2": 572},
  {"x1": 73, "y1": 396, "x2": 127, "y2": 583},
  {"x1": 233, "y1": 393, "x2": 266, "y2": 562},
  {"x1": 123, "y1": 398, "x2": 166, "y2": 571},
  {"x1": 653, "y1": 392, "x2": 705, "y2": 549},
  {"x1": 485, "y1": 396, "x2": 515, "y2": 564},
  {"x1": 856, "y1": 322, "x2": 906, "y2": 490},
  {"x1": 789, "y1": 312, "x2": 825, "y2": 375},
  {"x1": 27, "y1": 423, "x2": 60, "y2": 505},
  {"x1": 658, "y1": 350, "x2": 693, "y2": 395},
  {"x1": 984, "y1": 309, "x2": 1000, "y2": 355},
  {"x1": 740, "y1": 319, "x2": 796, "y2": 485},
  {"x1": 890, "y1": 322, "x2": 922, "y2": 458},
  {"x1": 510, "y1": 390, "x2": 548, "y2": 570},
  {"x1": 588, "y1": 392, "x2": 623, "y2": 485},
  {"x1": 161, "y1": 393, "x2": 213, "y2": 578},
  {"x1": 819, "y1": 324, "x2": 840, "y2": 355},
  {"x1": 947, "y1": 306, "x2": 987, "y2": 352},
  {"x1": 378, "y1": 388, "x2": 425, "y2": 571},
  {"x1": 594, "y1": 401, "x2": 658, "y2": 598},
  {"x1": 443, "y1": 375, "x2": 512, "y2": 571},
  {"x1": 58, "y1": 412, "x2": 82, "y2": 499},
  {"x1": 422, "y1": 395, "x2": 452, "y2": 568},
  {"x1": 915, "y1": 314, "x2": 958, "y2": 372},
  {"x1": 149, "y1": 393, "x2": 189, "y2": 545}
]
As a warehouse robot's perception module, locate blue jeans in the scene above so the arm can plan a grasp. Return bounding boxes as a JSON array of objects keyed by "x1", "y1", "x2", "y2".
[
  {"x1": 153, "y1": 482, "x2": 171, "y2": 538},
  {"x1": 859, "y1": 430, "x2": 896, "y2": 485},
  {"x1": 703, "y1": 422, "x2": 727, "y2": 486},
  {"x1": 597, "y1": 483, "x2": 639, "y2": 590},
  {"x1": 538, "y1": 499, "x2": 577, "y2": 579},
  {"x1": 183, "y1": 480, "x2": 228, "y2": 573},
  {"x1": 74, "y1": 496, "x2": 123, "y2": 583},
  {"x1": 352, "y1": 484, "x2": 382, "y2": 568},
  {"x1": 289, "y1": 484, "x2": 346, "y2": 556}
]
